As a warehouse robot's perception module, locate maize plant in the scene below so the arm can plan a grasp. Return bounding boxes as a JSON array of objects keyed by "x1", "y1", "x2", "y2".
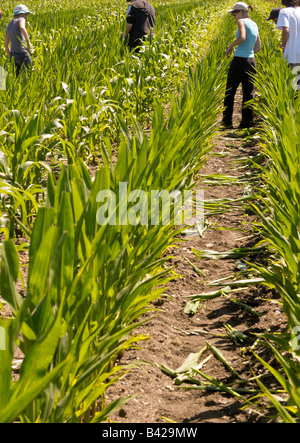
[
  {"x1": 247, "y1": 16, "x2": 300, "y2": 422},
  {"x1": 0, "y1": 0, "x2": 229, "y2": 422},
  {"x1": 0, "y1": 0, "x2": 230, "y2": 239}
]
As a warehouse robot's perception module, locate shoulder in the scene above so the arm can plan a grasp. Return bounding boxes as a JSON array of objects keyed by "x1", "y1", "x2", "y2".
[
  {"x1": 17, "y1": 17, "x2": 26, "y2": 29},
  {"x1": 277, "y1": 8, "x2": 290, "y2": 29},
  {"x1": 237, "y1": 19, "x2": 246, "y2": 28},
  {"x1": 245, "y1": 18, "x2": 259, "y2": 30},
  {"x1": 241, "y1": 18, "x2": 255, "y2": 25},
  {"x1": 127, "y1": 2, "x2": 140, "y2": 13},
  {"x1": 279, "y1": 7, "x2": 292, "y2": 19},
  {"x1": 147, "y1": 1, "x2": 155, "y2": 12}
]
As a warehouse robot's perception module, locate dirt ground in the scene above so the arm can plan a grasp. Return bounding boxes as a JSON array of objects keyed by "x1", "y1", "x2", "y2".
[{"x1": 105, "y1": 92, "x2": 286, "y2": 424}]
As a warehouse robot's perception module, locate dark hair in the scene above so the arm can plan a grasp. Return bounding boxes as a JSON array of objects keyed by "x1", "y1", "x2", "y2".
[
  {"x1": 248, "y1": 4, "x2": 254, "y2": 12},
  {"x1": 281, "y1": 0, "x2": 300, "y2": 6}
]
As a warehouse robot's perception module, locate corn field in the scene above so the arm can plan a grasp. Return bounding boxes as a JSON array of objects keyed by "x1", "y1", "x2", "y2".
[{"x1": 0, "y1": 0, "x2": 299, "y2": 424}]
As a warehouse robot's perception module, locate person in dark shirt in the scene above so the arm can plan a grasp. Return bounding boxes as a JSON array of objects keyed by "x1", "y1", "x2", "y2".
[
  {"x1": 5, "y1": 4, "x2": 32, "y2": 77},
  {"x1": 124, "y1": 0, "x2": 155, "y2": 52}
]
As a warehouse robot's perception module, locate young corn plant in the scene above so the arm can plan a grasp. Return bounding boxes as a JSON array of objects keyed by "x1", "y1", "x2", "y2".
[
  {"x1": 0, "y1": 0, "x2": 253, "y2": 424},
  {"x1": 0, "y1": 19, "x2": 227, "y2": 421},
  {"x1": 0, "y1": 101, "x2": 59, "y2": 237},
  {"x1": 247, "y1": 35, "x2": 300, "y2": 422},
  {"x1": 0, "y1": 161, "x2": 174, "y2": 423}
]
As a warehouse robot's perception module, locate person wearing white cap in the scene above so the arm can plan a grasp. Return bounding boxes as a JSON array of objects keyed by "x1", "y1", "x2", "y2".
[
  {"x1": 5, "y1": 5, "x2": 32, "y2": 76},
  {"x1": 222, "y1": 2, "x2": 261, "y2": 129}
]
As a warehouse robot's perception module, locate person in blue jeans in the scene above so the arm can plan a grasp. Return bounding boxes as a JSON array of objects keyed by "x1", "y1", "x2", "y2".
[
  {"x1": 222, "y1": 2, "x2": 261, "y2": 129},
  {"x1": 5, "y1": 4, "x2": 32, "y2": 77}
]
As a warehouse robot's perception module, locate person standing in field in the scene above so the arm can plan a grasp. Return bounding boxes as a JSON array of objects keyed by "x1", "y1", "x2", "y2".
[
  {"x1": 5, "y1": 4, "x2": 32, "y2": 77},
  {"x1": 222, "y1": 2, "x2": 261, "y2": 129},
  {"x1": 276, "y1": 0, "x2": 300, "y2": 71},
  {"x1": 124, "y1": 0, "x2": 155, "y2": 52}
]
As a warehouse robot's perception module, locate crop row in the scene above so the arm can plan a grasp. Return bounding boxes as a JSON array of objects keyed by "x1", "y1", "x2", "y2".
[{"x1": 0, "y1": 0, "x2": 231, "y2": 422}]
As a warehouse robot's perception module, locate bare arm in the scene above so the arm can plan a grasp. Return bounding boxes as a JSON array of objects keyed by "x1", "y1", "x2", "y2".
[
  {"x1": 124, "y1": 22, "x2": 133, "y2": 39},
  {"x1": 254, "y1": 34, "x2": 261, "y2": 53},
  {"x1": 5, "y1": 33, "x2": 10, "y2": 57},
  {"x1": 226, "y1": 20, "x2": 246, "y2": 57},
  {"x1": 281, "y1": 26, "x2": 289, "y2": 50},
  {"x1": 19, "y1": 17, "x2": 32, "y2": 50}
]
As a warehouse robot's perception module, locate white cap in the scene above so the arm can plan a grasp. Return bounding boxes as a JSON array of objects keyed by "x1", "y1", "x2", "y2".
[
  {"x1": 14, "y1": 5, "x2": 31, "y2": 16},
  {"x1": 228, "y1": 2, "x2": 249, "y2": 13}
]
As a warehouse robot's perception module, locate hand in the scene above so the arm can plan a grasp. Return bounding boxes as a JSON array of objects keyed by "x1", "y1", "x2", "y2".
[{"x1": 226, "y1": 45, "x2": 234, "y2": 58}]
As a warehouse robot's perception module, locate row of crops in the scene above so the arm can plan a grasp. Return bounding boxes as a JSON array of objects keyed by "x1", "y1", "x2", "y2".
[
  {"x1": 249, "y1": 36, "x2": 300, "y2": 421},
  {"x1": 174, "y1": 8, "x2": 300, "y2": 422},
  {"x1": 0, "y1": 0, "x2": 299, "y2": 423}
]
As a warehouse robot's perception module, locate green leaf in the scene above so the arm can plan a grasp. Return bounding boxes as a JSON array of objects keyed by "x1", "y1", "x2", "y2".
[
  {"x1": 0, "y1": 360, "x2": 69, "y2": 423},
  {"x1": 0, "y1": 240, "x2": 23, "y2": 314},
  {"x1": 89, "y1": 396, "x2": 136, "y2": 423}
]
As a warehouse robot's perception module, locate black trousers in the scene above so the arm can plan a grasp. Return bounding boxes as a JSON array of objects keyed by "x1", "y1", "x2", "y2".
[
  {"x1": 223, "y1": 56, "x2": 256, "y2": 126},
  {"x1": 11, "y1": 52, "x2": 32, "y2": 77}
]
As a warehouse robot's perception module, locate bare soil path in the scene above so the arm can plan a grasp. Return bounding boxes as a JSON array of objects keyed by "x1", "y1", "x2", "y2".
[{"x1": 105, "y1": 92, "x2": 285, "y2": 423}]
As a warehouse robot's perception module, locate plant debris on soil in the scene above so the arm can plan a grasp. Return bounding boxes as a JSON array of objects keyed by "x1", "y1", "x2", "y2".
[{"x1": 105, "y1": 91, "x2": 286, "y2": 424}]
